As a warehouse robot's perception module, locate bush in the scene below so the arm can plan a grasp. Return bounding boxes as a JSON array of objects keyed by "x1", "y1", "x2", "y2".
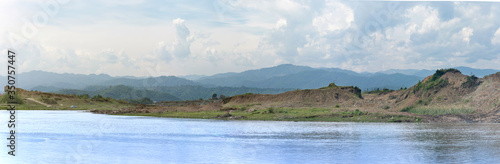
[
  {"x1": 462, "y1": 75, "x2": 480, "y2": 88},
  {"x1": 268, "y1": 108, "x2": 275, "y2": 114},
  {"x1": 401, "y1": 106, "x2": 414, "y2": 112},
  {"x1": 0, "y1": 93, "x2": 24, "y2": 104},
  {"x1": 91, "y1": 94, "x2": 107, "y2": 102},
  {"x1": 431, "y1": 68, "x2": 459, "y2": 81},
  {"x1": 128, "y1": 97, "x2": 154, "y2": 104}
]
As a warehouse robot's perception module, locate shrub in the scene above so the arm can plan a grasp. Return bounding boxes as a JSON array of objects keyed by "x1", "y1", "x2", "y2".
[
  {"x1": 128, "y1": 97, "x2": 154, "y2": 104},
  {"x1": 41, "y1": 97, "x2": 57, "y2": 104},
  {"x1": 431, "y1": 68, "x2": 459, "y2": 81},
  {"x1": 268, "y1": 108, "x2": 275, "y2": 114},
  {"x1": 462, "y1": 75, "x2": 480, "y2": 88},
  {"x1": 401, "y1": 106, "x2": 414, "y2": 112},
  {"x1": 0, "y1": 93, "x2": 24, "y2": 104}
]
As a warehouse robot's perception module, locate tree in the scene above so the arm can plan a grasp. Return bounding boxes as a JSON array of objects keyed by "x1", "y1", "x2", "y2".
[{"x1": 212, "y1": 93, "x2": 218, "y2": 100}]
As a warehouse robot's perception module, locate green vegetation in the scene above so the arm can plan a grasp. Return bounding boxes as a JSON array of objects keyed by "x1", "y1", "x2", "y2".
[
  {"x1": 417, "y1": 99, "x2": 429, "y2": 105},
  {"x1": 40, "y1": 95, "x2": 58, "y2": 104},
  {"x1": 1, "y1": 89, "x2": 134, "y2": 110},
  {"x1": 400, "y1": 106, "x2": 415, "y2": 112},
  {"x1": 56, "y1": 85, "x2": 293, "y2": 102},
  {"x1": 462, "y1": 74, "x2": 480, "y2": 88},
  {"x1": 412, "y1": 68, "x2": 458, "y2": 94},
  {"x1": 366, "y1": 88, "x2": 394, "y2": 94},
  {"x1": 59, "y1": 85, "x2": 181, "y2": 102},
  {"x1": 0, "y1": 93, "x2": 24, "y2": 104},
  {"x1": 128, "y1": 97, "x2": 154, "y2": 104},
  {"x1": 401, "y1": 106, "x2": 474, "y2": 115},
  {"x1": 431, "y1": 68, "x2": 459, "y2": 81},
  {"x1": 413, "y1": 79, "x2": 449, "y2": 94},
  {"x1": 123, "y1": 107, "x2": 421, "y2": 122}
]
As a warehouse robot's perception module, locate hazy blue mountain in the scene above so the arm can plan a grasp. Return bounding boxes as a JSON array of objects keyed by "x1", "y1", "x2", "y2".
[
  {"x1": 195, "y1": 64, "x2": 423, "y2": 90},
  {"x1": 97, "y1": 76, "x2": 202, "y2": 88},
  {"x1": 58, "y1": 85, "x2": 292, "y2": 101},
  {"x1": 30, "y1": 86, "x2": 66, "y2": 92},
  {"x1": 454, "y1": 66, "x2": 499, "y2": 77},
  {"x1": 9, "y1": 65, "x2": 500, "y2": 97},
  {"x1": 12, "y1": 71, "x2": 202, "y2": 92},
  {"x1": 241, "y1": 70, "x2": 420, "y2": 90},
  {"x1": 179, "y1": 75, "x2": 207, "y2": 81},
  {"x1": 379, "y1": 67, "x2": 499, "y2": 78},
  {"x1": 17, "y1": 71, "x2": 113, "y2": 90},
  {"x1": 58, "y1": 85, "x2": 181, "y2": 102},
  {"x1": 317, "y1": 67, "x2": 360, "y2": 76},
  {"x1": 154, "y1": 85, "x2": 293, "y2": 100},
  {"x1": 196, "y1": 64, "x2": 315, "y2": 86}
]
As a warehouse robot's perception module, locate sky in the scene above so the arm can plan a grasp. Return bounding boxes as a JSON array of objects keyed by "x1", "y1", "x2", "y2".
[{"x1": 1, "y1": 0, "x2": 500, "y2": 77}]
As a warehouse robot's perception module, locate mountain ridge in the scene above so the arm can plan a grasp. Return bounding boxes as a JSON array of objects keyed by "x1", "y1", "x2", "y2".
[{"x1": 2, "y1": 65, "x2": 498, "y2": 94}]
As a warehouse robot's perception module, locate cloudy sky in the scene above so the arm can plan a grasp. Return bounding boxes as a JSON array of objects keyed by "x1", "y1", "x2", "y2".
[{"x1": 1, "y1": 0, "x2": 500, "y2": 77}]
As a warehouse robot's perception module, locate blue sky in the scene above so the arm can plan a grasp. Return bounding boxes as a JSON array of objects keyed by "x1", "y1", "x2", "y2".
[{"x1": 1, "y1": 0, "x2": 500, "y2": 77}]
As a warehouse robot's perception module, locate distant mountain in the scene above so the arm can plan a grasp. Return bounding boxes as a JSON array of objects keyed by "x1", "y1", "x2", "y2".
[
  {"x1": 179, "y1": 75, "x2": 206, "y2": 81},
  {"x1": 9, "y1": 71, "x2": 202, "y2": 92},
  {"x1": 7, "y1": 65, "x2": 499, "y2": 96},
  {"x1": 242, "y1": 70, "x2": 421, "y2": 90},
  {"x1": 454, "y1": 66, "x2": 500, "y2": 77},
  {"x1": 58, "y1": 85, "x2": 292, "y2": 101},
  {"x1": 96, "y1": 76, "x2": 202, "y2": 88},
  {"x1": 17, "y1": 71, "x2": 113, "y2": 90},
  {"x1": 154, "y1": 85, "x2": 293, "y2": 100},
  {"x1": 58, "y1": 85, "x2": 181, "y2": 102},
  {"x1": 195, "y1": 64, "x2": 422, "y2": 90},
  {"x1": 379, "y1": 66, "x2": 499, "y2": 78},
  {"x1": 196, "y1": 64, "x2": 315, "y2": 86}
]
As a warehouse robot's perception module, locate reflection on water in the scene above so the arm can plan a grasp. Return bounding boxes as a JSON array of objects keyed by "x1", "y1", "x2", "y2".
[
  {"x1": 402, "y1": 123, "x2": 500, "y2": 163},
  {"x1": 0, "y1": 110, "x2": 499, "y2": 163}
]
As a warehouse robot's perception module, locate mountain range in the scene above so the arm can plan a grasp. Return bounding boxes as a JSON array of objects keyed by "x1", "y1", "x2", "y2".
[{"x1": 1, "y1": 64, "x2": 498, "y2": 101}]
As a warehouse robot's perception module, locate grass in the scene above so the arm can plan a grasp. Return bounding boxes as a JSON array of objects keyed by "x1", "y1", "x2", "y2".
[
  {"x1": 402, "y1": 106, "x2": 474, "y2": 115},
  {"x1": 120, "y1": 107, "x2": 422, "y2": 122},
  {"x1": 1, "y1": 95, "x2": 134, "y2": 110}
]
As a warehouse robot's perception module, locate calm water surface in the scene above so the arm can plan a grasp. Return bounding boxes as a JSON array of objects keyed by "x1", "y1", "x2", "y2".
[{"x1": 1, "y1": 110, "x2": 499, "y2": 163}]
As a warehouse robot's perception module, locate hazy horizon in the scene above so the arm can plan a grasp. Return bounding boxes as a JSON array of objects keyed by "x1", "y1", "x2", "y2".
[{"x1": 1, "y1": 0, "x2": 500, "y2": 77}]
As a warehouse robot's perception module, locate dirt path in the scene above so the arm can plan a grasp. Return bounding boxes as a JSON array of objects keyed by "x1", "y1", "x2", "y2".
[{"x1": 26, "y1": 98, "x2": 50, "y2": 106}]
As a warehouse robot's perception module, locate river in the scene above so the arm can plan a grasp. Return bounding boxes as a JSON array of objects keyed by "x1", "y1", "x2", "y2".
[{"x1": 1, "y1": 110, "x2": 499, "y2": 163}]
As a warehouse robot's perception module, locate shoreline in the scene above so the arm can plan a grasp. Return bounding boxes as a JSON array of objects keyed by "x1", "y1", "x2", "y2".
[{"x1": 4, "y1": 108, "x2": 498, "y2": 123}]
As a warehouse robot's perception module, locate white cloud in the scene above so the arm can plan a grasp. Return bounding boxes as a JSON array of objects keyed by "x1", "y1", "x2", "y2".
[
  {"x1": 1, "y1": 0, "x2": 500, "y2": 76},
  {"x1": 275, "y1": 0, "x2": 307, "y2": 12},
  {"x1": 312, "y1": 0, "x2": 354, "y2": 35},
  {"x1": 458, "y1": 27, "x2": 474, "y2": 44},
  {"x1": 171, "y1": 18, "x2": 193, "y2": 59},
  {"x1": 492, "y1": 28, "x2": 500, "y2": 45},
  {"x1": 405, "y1": 5, "x2": 441, "y2": 34},
  {"x1": 275, "y1": 18, "x2": 287, "y2": 30}
]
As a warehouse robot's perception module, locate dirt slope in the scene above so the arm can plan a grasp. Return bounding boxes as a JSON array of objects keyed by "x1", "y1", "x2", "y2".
[
  {"x1": 222, "y1": 69, "x2": 500, "y2": 122},
  {"x1": 223, "y1": 84, "x2": 362, "y2": 110}
]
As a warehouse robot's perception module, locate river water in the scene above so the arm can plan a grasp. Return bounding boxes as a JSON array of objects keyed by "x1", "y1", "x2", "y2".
[{"x1": 1, "y1": 110, "x2": 499, "y2": 163}]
